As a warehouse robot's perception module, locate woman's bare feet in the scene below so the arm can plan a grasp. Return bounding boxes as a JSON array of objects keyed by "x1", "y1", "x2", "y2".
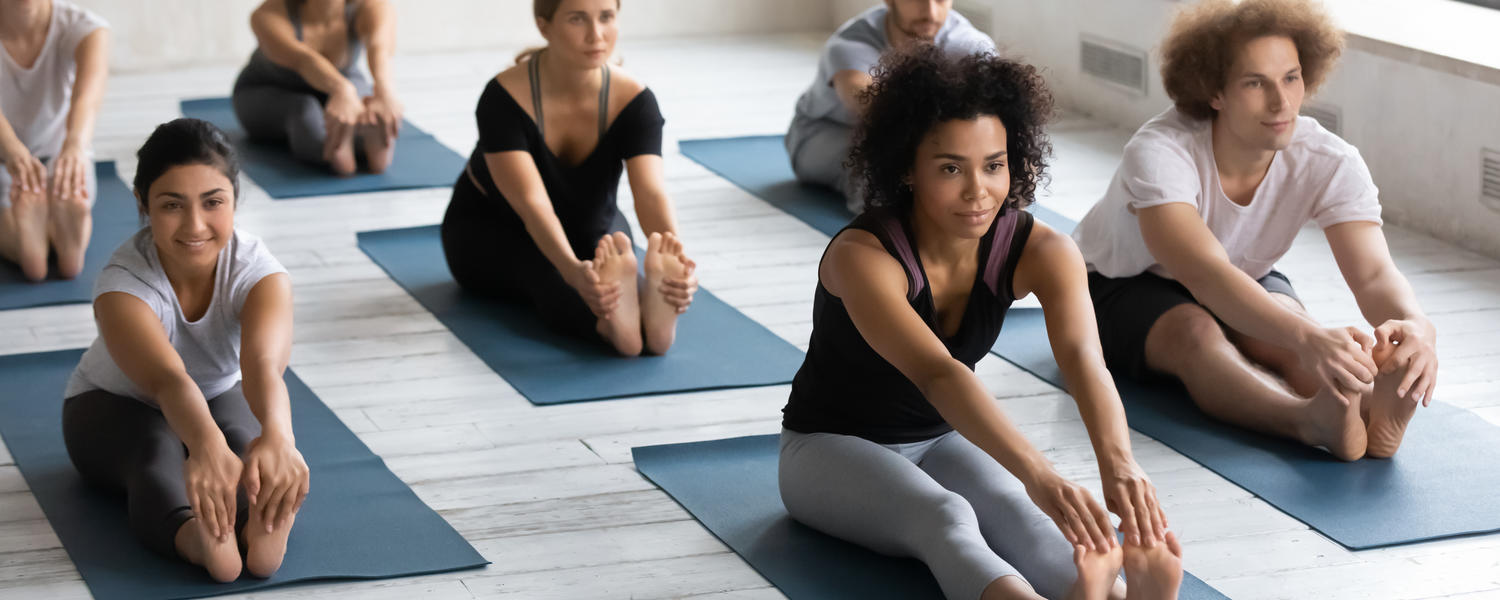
[
  {"x1": 47, "y1": 190, "x2": 92, "y2": 279},
  {"x1": 592, "y1": 232, "x2": 643, "y2": 356},
  {"x1": 642, "y1": 232, "x2": 692, "y2": 355},
  {"x1": 1123, "y1": 531, "x2": 1183, "y2": 600},
  {"x1": 1364, "y1": 345, "x2": 1420, "y2": 459},
  {"x1": 174, "y1": 517, "x2": 242, "y2": 583},
  {"x1": 6, "y1": 188, "x2": 51, "y2": 281},
  {"x1": 242, "y1": 508, "x2": 295, "y2": 578},
  {"x1": 1067, "y1": 543, "x2": 1124, "y2": 600},
  {"x1": 356, "y1": 124, "x2": 395, "y2": 175},
  {"x1": 1299, "y1": 384, "x2": 1367, "y2": 461},
  {"x1": 323, "y1": 130, "x2": 358, "y2": 177}
]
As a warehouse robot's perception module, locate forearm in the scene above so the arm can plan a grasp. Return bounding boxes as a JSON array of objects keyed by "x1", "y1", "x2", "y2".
[
  {"x1": 633, "y1": 190, "x2": 678, "y2": 237},
  {"x1": 1352, "y1": 268, "x2": 1431, "y2": 332},
  {"x1": 0, "y1": 109, "x2": 26, "y2": 159},
  {"x1": 1054, "y1": 343, "x2": 1134, "y2": 466},
  {"x1": 366, "y1": 41, "x2": 396, "y2": 99},
  {"x1": 242, "y1": 364, "x2": 294, "y2": 442},
  {"x1": 922, "y1": 366, "x2": 1052, "y2": 482},
  {"x1": 1181, "y1": 264, "x2": 1316, "y2": 347},
  {"x1": 154, "y1": 375, "x2": 227, "y2": 451},
  {"x1": 513, "y1": 196, "x2": 585, "y2": 273},
  {"x1": 292, "y1": 51, "x2": 357, "y2": 98},
  {"x1": 62, "y1": 84, "x2": 105, "y2": 153}
]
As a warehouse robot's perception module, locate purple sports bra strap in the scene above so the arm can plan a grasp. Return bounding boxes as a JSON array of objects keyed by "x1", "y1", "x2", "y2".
[
  {"x1": 983, "y1": 208, "x2": 1023, "y2": 297},
  {"x1": 878, "y1": 215, "x2": 926, "y2": 302}
]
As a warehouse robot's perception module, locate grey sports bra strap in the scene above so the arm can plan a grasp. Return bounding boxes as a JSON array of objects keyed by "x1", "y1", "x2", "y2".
[
  {"x1": 598, "y1": 65, "x2": 611, "y2": 140},
  {"x1": 285, "y1": 0, "x2": 303, "y2": 40},
  {"x1": 528, "y1": 54, "x2": 545, "y2": 139}
]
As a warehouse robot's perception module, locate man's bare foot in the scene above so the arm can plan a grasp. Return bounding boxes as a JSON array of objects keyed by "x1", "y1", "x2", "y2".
[
  {"x1": 47, "y1": 191, "x2": 92, "y2": 279},
  {"x1": 357, "y1": 124, "x2": 395, "y2": 175},
  {"x1": 1299, "y1": 384, "x2": 1367, "y2": 461},
  {"x1": 243, "y1": 509, "x2": 295, "y2": 578},
  {"x1": 641, "y1": 232, "x2": 692, "y2": 355},
  {"x1": 9, "y1": 188, "x2": 51, "y2": 281},
  {"x1": 1067, "y1": 543, "x2": 1123, "y2": 600},
  {"x1": 174, "y1": 517, "x2": 242, "y2": 583},
  {"x1": 1364, "y1": 345, "x2": 1420, "y2": 459},
  {"x1": 1123, "y1": 531, "x2": 1183, "y2": 600},
  {"x1": 592, "y1": 232, "x2": 643, "y2": 356}
]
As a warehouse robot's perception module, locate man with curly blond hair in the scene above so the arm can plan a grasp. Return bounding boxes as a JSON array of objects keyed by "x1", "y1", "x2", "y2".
[{"x1": 1071, "y1": 0, "x2": 1438, "y2": 461}]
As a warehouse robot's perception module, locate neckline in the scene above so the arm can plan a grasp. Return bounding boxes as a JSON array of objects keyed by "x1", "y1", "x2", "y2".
[
  {"x1": 147, "y1": 233, "x2": 226, "y2": 326},
  {"x1": 1, "y1": 3, "x2": 56, "y2": 74},
  {"x1": 1203, "y1": 124, "x2": 1280, "y2": 212},
  {"x1": 902, "y1": 211, "x2": 1000, "y2": 341},
  {"x1": 491, "y1": 77, "x2": 649, "y2": 170}
]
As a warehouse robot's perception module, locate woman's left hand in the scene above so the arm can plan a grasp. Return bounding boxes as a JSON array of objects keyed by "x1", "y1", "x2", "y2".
[
  {"x1": 660, "y1": 258, "x2": 698, "y2": 314},
  {"x1": 362, "y1": 94, "x2": 404, "y2": 142},
  {"x1": 49, "y1": 145, "x2": 91, "y2": 203},
  {"x1": 241, "y1": 434, "x2": 310, "y2": 533},
  {"x1": 1101, "y1": 458, "x2": 1168, "y2": 547}
]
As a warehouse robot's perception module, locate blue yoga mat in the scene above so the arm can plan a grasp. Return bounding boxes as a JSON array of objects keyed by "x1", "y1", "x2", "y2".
[
  {"x1": 992, "y1": 306, "x2": 1500, "y2": 549},
  {"x1": 180, "y1": 97, "x2": 465, "y2": 199},
  {"x1": 0, "y1": 162, "x2": 139, "y2": 310},
  {"x1": 0, "y1": 349, "x2": 487, "y2": 600},
  {"x1": 634, "y1": 435, "x2": 1228, "y2": 599},
  {"x1": 357, "y1": 225, "x2": 805, "y2": 405},
  {"x1": 679, "y1": 135, "x2": 1077, "y2": 238}
]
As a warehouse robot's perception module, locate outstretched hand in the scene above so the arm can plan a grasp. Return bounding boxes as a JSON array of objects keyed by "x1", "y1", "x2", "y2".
[
  {"x1": 1025, "y1": 468, "x2": 1116, "y2": 552},
  {"x1": 1373, "y1": 319, "x2": 1438, "y2": 406},
  {"x1": 241, "y1": 435, "x2": 310, "y2": 534},
  {"x1": 1101, "y1": 459, "x2": 1168, "y2": 547}
]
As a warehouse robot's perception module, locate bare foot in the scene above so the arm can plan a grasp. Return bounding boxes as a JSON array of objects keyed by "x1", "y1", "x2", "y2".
[
  {"x1": 1067, "y1": 543, "x2": 1123, "y2": 600},
  {"x1": 174, "y1": 517, "x2": 242, "y2": 583},
  {"x1": 1299, "y1": 384, "x2": 1367, "y2": 461},
  {"x1": 641, "y1": 232, "x2": 693, "y2": 355},
  {"x1": 47, "y1": 191, "x2": 92, "y2": 279},
  {"x1": 242, "y1": 508, "x2": 295, "y2": 578},
  {"x1": 1123, "y1": 531, "x2": 1183, "y2": 600},
  {"x1": 357, "y1": 124, "x2": 395, "y2": 174},
  {"x1": 592, "y1": 232, "x2": 643, "y2": 356},
  {"x1": 323, "y1": 131, "x2": 357, "y2": 177},
  {"x1": 1364, "y1": 345, "x2": 1419, "y2": 459},
  {"x1": 9, "y1": 188, "x2": 51, "y2": 281}
]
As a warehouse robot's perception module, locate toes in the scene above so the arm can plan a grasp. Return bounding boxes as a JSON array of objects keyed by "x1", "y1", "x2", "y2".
[
  {"x1": 646, "y1": 231, "x2": 663, "y2": 254},
  {"x1": 611, "y1": 231, "x2": 632, "y2": 254}
]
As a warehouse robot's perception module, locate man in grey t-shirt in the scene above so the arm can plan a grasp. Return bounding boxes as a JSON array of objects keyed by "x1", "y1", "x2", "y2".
[{"x1": 787, "y1": 0, "x2": 994, "y2": 211}]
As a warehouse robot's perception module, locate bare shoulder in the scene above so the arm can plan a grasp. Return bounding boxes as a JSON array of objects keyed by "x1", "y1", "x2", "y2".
[
  {"x1": 821, "y1": 228, "x2": 904, "y2": 298},
  {"x1": 495, "y1": 65, "x2": 530, "y2": 102},
  {"x1": 608, "y1": 65, "x2": 648, "y2": 103},
  {"x1": 1014, "y1": 218, "x2": 1085, "y2": 299}
]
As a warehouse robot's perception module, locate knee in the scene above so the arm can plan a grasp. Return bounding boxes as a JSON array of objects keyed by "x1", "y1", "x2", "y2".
[
  {"x1": 1146, "y1": 305, "x2": 1231, "y2": 367},
  {"x1": 919, "y1": 492, "x2": 981, "y2": 539}
]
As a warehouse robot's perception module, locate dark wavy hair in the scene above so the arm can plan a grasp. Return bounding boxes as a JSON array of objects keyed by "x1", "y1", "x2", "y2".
[
  {"x1": 1161, "y1": 0, "x2": 1344, "y2": 120},
  {"x1": 849, "y1": 44, "x2": 1054, "y2": 214},
  {"x1": 133, "y1": 118, "x2": 240, "y2": 214}
]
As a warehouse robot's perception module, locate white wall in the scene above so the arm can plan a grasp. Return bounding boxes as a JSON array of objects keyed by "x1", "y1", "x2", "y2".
[{"x1": 77, "y1": 0, "x2": 839, "y2": 72}]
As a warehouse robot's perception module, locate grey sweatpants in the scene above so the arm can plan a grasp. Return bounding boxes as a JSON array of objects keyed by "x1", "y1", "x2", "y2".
[
  {"x1": 779, "y1": 429, "x2": 1080, "y2": 600},
  {"x1": 784, "y1": 114, "x2": 862, "y2": 213},
  {"x1": 62, "y1": 384, "x2": 261, "y2": 557}
]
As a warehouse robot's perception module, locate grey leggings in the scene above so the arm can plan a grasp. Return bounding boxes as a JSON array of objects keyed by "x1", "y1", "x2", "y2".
[
  {"x1": 779, "y1": 429, "x2": 1079, "y2": 600},
  {"x1": 784, "y1": 114, "x2": 862, "y2": 213},
  {"x1": 231, "y1": 74, "x2": 373, "y2": 165},
  {"x1": 61, "y1": 384, "x2": 260, "y2": 557}
]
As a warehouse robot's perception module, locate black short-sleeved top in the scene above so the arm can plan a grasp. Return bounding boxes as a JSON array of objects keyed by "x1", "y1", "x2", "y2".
[
  {"x1": 781, "y1": 207, "x2": 1035, "y2": 444},
  {"x1": 462, "y1": 77, "x2": 665, "y2": 258}
]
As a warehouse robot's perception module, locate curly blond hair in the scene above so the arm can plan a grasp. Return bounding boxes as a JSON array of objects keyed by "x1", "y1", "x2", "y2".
[{"x1": 1160, "y1": 0, "x2": 1344, "y2": 120}]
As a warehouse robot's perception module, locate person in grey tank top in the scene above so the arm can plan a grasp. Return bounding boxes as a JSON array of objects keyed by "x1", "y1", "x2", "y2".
[
  {"x1": 62, "y1": 119, "x2": 301, "y2": 583},
  {"x1": 232, "y1": 0, "x2": 402, "y2": 175}
]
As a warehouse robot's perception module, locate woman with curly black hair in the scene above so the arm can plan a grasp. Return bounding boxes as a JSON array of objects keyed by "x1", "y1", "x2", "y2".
[{"x1": 778, "y1": 45, "x2": 1183, "y2": 600}]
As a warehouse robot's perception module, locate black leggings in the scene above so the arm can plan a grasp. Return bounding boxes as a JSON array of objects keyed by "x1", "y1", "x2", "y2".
[
  {"x1": 439, "y1": 172, "x2": 631, "y2": 340},
  {"x1": 61, "y1": 385, "x2": 261, "y2": 557}
]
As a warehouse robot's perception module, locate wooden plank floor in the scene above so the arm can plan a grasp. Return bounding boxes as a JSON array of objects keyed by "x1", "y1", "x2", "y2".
[{"x1": 2, "y1": 33, "x2": 1498, "y2": 600}]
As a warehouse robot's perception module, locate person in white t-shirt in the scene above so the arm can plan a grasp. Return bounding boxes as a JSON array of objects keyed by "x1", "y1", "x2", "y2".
[
  {"x1": 0, "y1": 0, "x2": 108, "y2": 281},
  {"x1": 1072, "y1": 0, "x2": 1437, "y2": 461},
  {"x1": 787, "y1": 0, "x2": 995, "y2": 212},
  {"x1": 62, "y1": 119, "x2": 302, "y2": 583}
]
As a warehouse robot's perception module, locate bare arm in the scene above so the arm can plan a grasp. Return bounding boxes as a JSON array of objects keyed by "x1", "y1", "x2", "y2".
[
  {"x1": 825, "y1": 230, "x2": 1113, "y2": 550},
  {"x1": 239, "y1": 274, "x2": 294, "y2": 444},
  {"x1": 625, "y1": 154, "x2": 677, "y2": 236},
  {"x1": 249, "y1": 2, "x2": 358, "y2": 98},
  {"x1": 62, "y1": 28, "x2": 109, "y2": 155},
  {"x1": 355, "y1": 0, "x2": 397, "y2": 100},
  {"x1": 1013, "y1": 222, "x2": 1167, "y2": 545},
  {"x1": 1326, "y1": 221, "x2": 1438, "y2": 402},
  {"x1": 831, "y1": 69, "x2": 872, "y2": 119}
]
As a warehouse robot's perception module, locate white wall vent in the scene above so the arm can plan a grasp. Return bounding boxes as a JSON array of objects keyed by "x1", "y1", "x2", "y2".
[
  {"x1": 1483, "y1": 148, "x2": 1500, "y2": 213},
  {"x1": 1300, "y1": 102, "x2": 1342, "y2": 137},
  {"x1": 1080, "y1": 35, "x2": 1148, "y2": 95},
  {"x1": 954, "y1": 0, "x2": 994, "y2": 39}
]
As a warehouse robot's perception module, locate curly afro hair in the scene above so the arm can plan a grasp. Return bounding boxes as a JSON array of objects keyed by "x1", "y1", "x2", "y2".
[
  {"x1": 1161, "y1": 0, "x2": 1344, "y2": 120},
  {"x1": 848, "y1": 44, "x2": 1054, "y2": 214}
]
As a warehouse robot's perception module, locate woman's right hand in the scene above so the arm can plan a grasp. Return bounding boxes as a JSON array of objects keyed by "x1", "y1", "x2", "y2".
[
  {"x1": 1025, "y1": 468, "x2": 1116, "y2": 552},
  {"x1": 4, "y1": 146, "x2": 47, "y2": 197},
  {"x1": 321, "y1": 85, "x2": 365, "y2": 158},
  {"x1": 1297, "y1": 326, "x2": 1377, "y2": 405},
  {"x1": 184, "y1": 440, "x2": 244, "y2": 541},
  {"x1": 566, "y1": 260, "x2": 622, "y2": 320}
]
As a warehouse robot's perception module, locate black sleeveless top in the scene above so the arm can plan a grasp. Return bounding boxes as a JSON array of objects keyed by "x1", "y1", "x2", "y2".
[{"x1": 781, "y1": 207, "x2": 1035, "y2": 444}]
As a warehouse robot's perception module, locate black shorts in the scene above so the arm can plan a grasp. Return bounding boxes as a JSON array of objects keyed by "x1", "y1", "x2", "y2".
[{"x1": 1087, "y1": 269, "x2": 1300, "y2": 381}]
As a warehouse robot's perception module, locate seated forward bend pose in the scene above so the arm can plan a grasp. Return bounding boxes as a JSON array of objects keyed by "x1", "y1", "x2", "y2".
[
  {"x1": 233, "y1": 0, "x2": 401, "y2": 176},
  {"x1": 62, "y1": 119, "x2": 304, "y2": 583},
  {"x1": 779, "y1": 46, "x2": 1182, "y2": 600},
  {"x1": 1071, "y1": 0, "x2": 1437, "y2": 461},
  {"x1": 787, "y1": 0, "x2": 993, "y2": 212},
  {"x1": 0, "y1": 0, "x2": 107, "y2": 281},
  {"x1": 441, "y1": 0, "x2": 697, "y2": 357}
]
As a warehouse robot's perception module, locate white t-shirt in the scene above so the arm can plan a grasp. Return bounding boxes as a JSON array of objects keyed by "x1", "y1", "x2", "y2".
[
  {"x1": 1073, "y1": 107, "x2": 1383, "y2": 280},
  {"x1": 793, "y1": 5, "x2": 995, "y2": 126},
  {"x1": 0, "y1": 1, "x2": 107, "y2": 159},
  {"x1": 65, "y1": 228, "x2": 288, "y2": 407}
]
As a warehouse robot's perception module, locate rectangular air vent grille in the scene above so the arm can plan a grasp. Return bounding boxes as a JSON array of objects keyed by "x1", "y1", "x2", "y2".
[
  {"x1": 954, "y1": 0, "x2": 994, "y2": 38},
  {"x1": 1300, "y1": 103, "x2": 1342, "y2": 137},
  {"x1": 1483, "y1": 148, "x2": 1500, "y2": 212},
  {"x1": 1080, "y1": 35, "x2": 1148, "y2": 95}
]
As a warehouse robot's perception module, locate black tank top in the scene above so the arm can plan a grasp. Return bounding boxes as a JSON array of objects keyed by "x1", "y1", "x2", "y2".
[{"x1": 781, "y1": 207, "x2": 1035, "y2": 444}]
